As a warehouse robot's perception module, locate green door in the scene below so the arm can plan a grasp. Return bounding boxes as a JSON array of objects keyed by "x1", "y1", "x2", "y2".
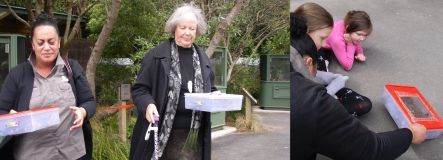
[
  {"x1": 210, "y1": 47, "x2": 227, "y2": 130},
  {"x1": 0, "y1": 37, "x2": 10, "y2": 88}
]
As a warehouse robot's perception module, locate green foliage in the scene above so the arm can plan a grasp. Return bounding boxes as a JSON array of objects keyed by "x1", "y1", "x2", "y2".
[
  {"x1": 95, "y1": 63, "x2": 132, "y2": 106},
  {"x1": 88, "y1": 0, "x2": 177, "y2": 97},
  {"x1": 88, "y1": 0, "x2": 171, "y2": 105},
  {"x1": 263, "y1": 29, "x2": 290, "y2": 55},
  {"x1": 91, "y1": 115, "x2": 137, "y2": 160},
  {"x1": 226, "y1": 65, "x2": 260, "y2": 99},
  {"x1": 3, "y1": 1, "x2": 66, "y2": 13},
  {"x1": 87, "y1": 0, "x2": 173, "y2": 58},
  {"x1": 222, "y1": 0, "x2": 289, "y2": 58},
  {"x1": 225, "y1": 64, "x2": 261, "y2": 127},
  {"x1": 127, "y1": 37, "x2": 157, "y2": 83}
]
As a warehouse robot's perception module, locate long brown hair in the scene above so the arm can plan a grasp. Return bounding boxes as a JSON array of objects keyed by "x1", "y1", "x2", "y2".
[
  {"x1": 294, "y1": 2, "x2": 333, "y2": 34},
  {"x1": 344, "y1": 10, "x2": 372, "y2": 35}
]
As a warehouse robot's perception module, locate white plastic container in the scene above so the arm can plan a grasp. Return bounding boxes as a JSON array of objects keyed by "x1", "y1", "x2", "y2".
[
  {"x1": 185, "y1": 93, "x2": 243, "y2": 112},
  {"x1": 382, "y1": 85, "x2": 443, "y2": 139},
  {"x1": 0, "y1": 106, "x2": 60, "y2": 136}
]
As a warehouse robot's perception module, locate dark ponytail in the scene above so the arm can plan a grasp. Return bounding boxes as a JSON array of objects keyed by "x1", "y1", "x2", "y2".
[
  {"x1": 290, "y1": 12, "x2": 308, "y2": 40},
  {"x1": 290, "y1": 12, "x2": 318, "y2": 65}
]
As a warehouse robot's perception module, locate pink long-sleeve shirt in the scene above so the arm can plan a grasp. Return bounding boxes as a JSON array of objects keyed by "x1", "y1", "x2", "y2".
[{"x1": 323, "y1": 20, "x2": 363, "y2": 71}]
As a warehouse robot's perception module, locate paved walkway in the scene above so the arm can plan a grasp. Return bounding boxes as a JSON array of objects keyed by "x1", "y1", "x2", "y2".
[{"x1": 212, "y1": 110, "x2": 290, "y2": 160}]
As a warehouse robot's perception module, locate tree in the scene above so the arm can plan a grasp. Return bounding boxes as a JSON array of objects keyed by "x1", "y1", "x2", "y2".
[
  {"x1": 60, "y1": 0, "x2": 96, "y2": 57},
  {"x1": 86, "y1": 0, "x2": 173, "y2": 103},
  {"x1": 222, "y1": 0, "x2": 289, "y2": 82},
  {"x1": 1, "y1": 0, "x2": 96, "y2": 58},
  {"x1": 126, "y1": 0, "x2": 288, "y2": 86},
  {"x1": 86, "y1": 0, "x2": 122, "y2": 95},
  {"x1": 87, "y1": 0, "x2": 170, "y2": 59},
  {"x1": 205, "y1": 0, "x2": 248, "y2": 58},
  {"x1": 2, "y1": 0, "x2": 122, "y2": 95}
]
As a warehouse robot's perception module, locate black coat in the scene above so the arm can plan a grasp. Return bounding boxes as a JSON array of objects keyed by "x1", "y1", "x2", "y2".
[
  {"x1": 0, "y1": 59, "x2": 96, "y2": 160},
  {"x1": 129, "y1": 39, "x2": 217, "y2": 160},
  {"x1": 291, "y1": 71, "x2": 412, "y2": 160}
]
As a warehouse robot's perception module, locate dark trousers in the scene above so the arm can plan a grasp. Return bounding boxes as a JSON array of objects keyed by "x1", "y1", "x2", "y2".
[
  {"x1": 161, "y1": 129, "x2": 202, "y2": 160},
  {"x1": 317, "y1": 48, "x2": 372, "y2": 116},
  {"x1": 336, "y1": 87, "x2": 372, "y2": 116}
]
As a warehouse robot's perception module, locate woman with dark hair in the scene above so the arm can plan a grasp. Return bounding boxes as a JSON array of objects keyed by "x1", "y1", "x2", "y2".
[
  {"x1": 0, "y1": 13, "x2": 96, "y2": 160},
  {"x1": 291, "y1": 2, "x2": 427, "y2": 160},
  {"x1": 129, "y1": 3, "x2": 216, "y2": 160}
]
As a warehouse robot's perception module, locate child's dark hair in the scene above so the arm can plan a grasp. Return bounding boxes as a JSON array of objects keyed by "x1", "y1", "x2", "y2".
[
  {"x1": 290, "y1": 12, "x2": 318, "y2": 65},
  {"x1": 31, "y1": 13, "x2": 60, "y2": 39},
  {"x1": 344, "y1": 10, "x2": 372, "y2": 35}
]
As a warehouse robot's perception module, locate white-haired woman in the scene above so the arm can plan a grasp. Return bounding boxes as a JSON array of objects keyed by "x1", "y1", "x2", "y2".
[{"x1": 129, "y1": 3, "x2": 216, "y2": 160}]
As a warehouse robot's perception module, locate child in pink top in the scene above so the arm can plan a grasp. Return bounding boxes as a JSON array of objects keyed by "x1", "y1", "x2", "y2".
[{"x1": 323, "y1": 11, "x2": 372, "y2": 71}]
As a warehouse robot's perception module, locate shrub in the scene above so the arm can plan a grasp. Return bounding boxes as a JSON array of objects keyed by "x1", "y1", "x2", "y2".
[
  {"x1": 225, "y1": 64, "x2": 261, "y2": 130},
  {"x1": 91, "y1": 114, "x2": 137, "y2": 159}
]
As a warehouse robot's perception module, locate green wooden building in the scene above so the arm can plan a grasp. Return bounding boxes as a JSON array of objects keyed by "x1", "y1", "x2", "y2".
[
  {"x1": 259, "y1": 54, "x2": 290, "y2": 110},
  {"x1": 0, "y1": 34, "x2": 28, "y2": 88},
  {"x1": 209, "y1": 47, "x2": 228, "y2": 130}
]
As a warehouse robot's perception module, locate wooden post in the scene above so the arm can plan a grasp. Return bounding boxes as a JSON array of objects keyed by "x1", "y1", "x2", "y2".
[
  {"x1": 118, "y1": 84, "x2": 131, "y2": 142},
  {"x1": 119, "y1": 101, "x2": 127, "y2": 142},
  {"x1": 245, "y1": 96, "x2": 252, "y2": 126},
  {"x1": 241, "y1": 88, "x2": 257, "y2": 128}
]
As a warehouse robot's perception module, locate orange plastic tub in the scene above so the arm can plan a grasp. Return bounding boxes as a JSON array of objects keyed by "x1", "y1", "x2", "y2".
[{"x1": 382, "y1": 84, "x2": 443, "y2": 139}]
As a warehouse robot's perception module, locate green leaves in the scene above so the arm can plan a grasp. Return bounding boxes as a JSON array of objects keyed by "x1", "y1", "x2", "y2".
[
  {"x1": 91, "y1": 115, "x2": 134, "y2": 160},
  {"x1": 127, "y1": 37, "x2": 157, "y2": 84},
  {"x1": 263, "y1": 29, "x2": 290, "y2": 55}
]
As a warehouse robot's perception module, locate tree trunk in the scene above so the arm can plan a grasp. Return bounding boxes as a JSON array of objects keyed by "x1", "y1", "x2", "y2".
[
  {"x1": 62, "y1": 0, "x2": 74, "y2": 58},
  {"x1": 35, "y1": 0, "x2": 43, "y2": 15},
  {"x1": 205, "y1": 0, "x2": 247, "y2": 58},
  {"x1": 224, "y1": 35, "x2": 238, "y2": 83},
  {"x1": 61, "y1": 2, "x2": 95, "y2": 58},
  {"x1": 226, "y1": 60, "x2": 234, "y2": 82},
  {"x1": 3, "y1": 0, "x2": 31, "y2": 29},
  {"x1": 251, "y1": 26, "x2": 285, "y2": 56},
  {"x1": 44, "y1": 0, "x2": 53, "y2": 16},
  {"x1": 25, "y1": 0, "x2": 34, "y2": 25},
  {"x1": 86, "y1": 0, "x2": 122, "y2": 95}
]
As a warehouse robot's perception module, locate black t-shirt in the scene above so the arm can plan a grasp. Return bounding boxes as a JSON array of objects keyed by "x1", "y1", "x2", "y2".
[{"x1": 174, "y1": 46, "x2": 195, "y2": 129}]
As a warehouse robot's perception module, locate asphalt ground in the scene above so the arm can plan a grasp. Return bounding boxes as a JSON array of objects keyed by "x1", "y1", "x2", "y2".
[{"x1": 212, "y1": 110, "x2": 290, "y2": 160}]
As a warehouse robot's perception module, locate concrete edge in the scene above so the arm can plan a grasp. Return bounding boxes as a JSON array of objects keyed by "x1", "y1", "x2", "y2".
[
  {"x1": 211, "y1": 126, "x2": 237, "y2": 140},
  {"x1": 253, "y1": 108, "x2": 290, "y2": 114}
]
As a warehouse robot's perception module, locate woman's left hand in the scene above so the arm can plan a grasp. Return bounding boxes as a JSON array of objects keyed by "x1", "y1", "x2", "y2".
[{"x1": 70, "y1": 106, "x2": 87, "y2": 131}]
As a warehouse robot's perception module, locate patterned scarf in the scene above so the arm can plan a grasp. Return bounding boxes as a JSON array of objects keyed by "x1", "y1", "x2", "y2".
[{"x1": 153, "y1": 41, "x2": 204, "y2": 159}]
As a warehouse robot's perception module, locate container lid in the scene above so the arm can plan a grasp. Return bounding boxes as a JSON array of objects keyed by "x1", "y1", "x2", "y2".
[
  {"x1": 385, "y1": 84, "x2": 443, "y2": 129},
  {"x1": 184, "y1": 93, "x2": 243, "y2": 99},
  {"x1": 0, "y1": 106, "x2": 59, "y2": 118}
]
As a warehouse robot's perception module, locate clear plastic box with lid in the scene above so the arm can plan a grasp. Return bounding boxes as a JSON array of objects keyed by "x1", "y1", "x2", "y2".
[
  {"x1": 185, "y1": 93, "x2": 243, "y2": 112},
  {"x1": 0, "y1": 106, "x2": 60, "y2": 136},
  {"x1": 382, "y1": 84, "x2": 443, "y2": 139}
]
